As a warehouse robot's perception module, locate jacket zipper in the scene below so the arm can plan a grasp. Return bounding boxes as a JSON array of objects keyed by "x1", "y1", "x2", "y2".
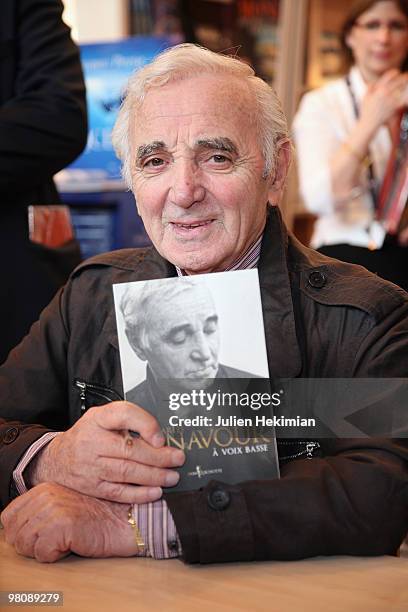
[
  {"x1": 277, "y1": 440, "x2": 320, "y2": 460},
  {"x1": 74, "y1": 379, "x2": 123, "y2": 412},
  {"x1": 73, "y1": 382, "x2": 321, "y2": 461}
]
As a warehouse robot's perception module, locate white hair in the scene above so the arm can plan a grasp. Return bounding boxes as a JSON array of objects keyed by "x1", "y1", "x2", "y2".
[
  {"x1": 120, "y1": 277, "x2": 210, "y2": 350},
  {"x1": 112, "y1": 43, "x2": 289, "y2": 188}
]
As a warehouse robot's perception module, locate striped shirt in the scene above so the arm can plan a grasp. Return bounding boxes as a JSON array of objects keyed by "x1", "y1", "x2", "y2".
[
  {"x1": 176, "y1": 232, "x2": 263, "y2": 276},
  {"x1": 13, "y1": 231, "x2": 263, "y2": 559}
]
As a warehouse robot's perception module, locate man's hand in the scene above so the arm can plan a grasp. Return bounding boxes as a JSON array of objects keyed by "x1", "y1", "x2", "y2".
[
  {"x1": 27, "y1": 401, "x2": 185, "y2": 504},
  {"x1": 1, "y1": 483, "x2": 139, "y2": 563}
]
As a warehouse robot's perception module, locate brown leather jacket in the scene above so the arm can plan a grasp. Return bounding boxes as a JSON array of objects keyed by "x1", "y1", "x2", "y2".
[{"x1": 1, "y1": 207, "x2": 407, "y2": 562}]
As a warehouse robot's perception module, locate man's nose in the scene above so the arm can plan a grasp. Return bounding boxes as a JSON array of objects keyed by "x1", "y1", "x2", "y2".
[
  {"x1": 169, "y1": 159, "x2": 205, "y2": 208},
  {"x1": 191, "y1": 333, "x2": 212, "y2": 362}
]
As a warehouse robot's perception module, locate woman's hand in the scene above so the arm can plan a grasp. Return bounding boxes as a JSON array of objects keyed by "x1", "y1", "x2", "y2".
[
  {"x1": 359, "y1": 69, "x2": 408, "y2": 134},
  {"x1": 330, "y1": 69, "x2": 408, "y2": 202}
]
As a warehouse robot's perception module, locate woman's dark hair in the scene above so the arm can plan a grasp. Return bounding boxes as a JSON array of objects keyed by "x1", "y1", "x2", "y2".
[{"x1": 340, "y1": 0, "x2": 408, "y2": 71}]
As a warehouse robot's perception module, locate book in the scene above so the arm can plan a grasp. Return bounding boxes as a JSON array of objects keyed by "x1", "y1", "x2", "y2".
[{"x1": 113, "y1": 269, "x2": 280, "y2": 491}]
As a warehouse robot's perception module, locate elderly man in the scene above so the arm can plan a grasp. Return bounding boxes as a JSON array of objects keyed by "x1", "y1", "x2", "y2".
[
  {"x1": 0, "y1": 44, "x2": 407, "y2": 564},
  {"x1": 120, "y1": 278, "x2": 257, "y2": 406}
]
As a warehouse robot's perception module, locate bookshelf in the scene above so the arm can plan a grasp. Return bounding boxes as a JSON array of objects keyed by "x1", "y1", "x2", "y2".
[{"x1": 306, "y1": 0, "x2": 355, "y2": 91}]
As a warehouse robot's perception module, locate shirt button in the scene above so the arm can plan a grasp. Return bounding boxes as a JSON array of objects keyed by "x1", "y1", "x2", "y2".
[
  {"x1": 207, "y1": 487, "x2": 231, "y2": 511},
  {"x1": 3, "y1": 427, "x2": 19, "y2": 444},
  {"x1": 308, "y1": 271, "x2": 327, "y2": 289}
]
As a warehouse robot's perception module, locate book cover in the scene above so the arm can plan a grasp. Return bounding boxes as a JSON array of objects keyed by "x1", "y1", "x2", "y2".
[{"x1": 113, "y1": 269, "x2": 280, "y2": 492}]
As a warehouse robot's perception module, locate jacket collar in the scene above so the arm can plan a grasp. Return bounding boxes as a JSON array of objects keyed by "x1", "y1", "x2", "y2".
[{"x1": 258, "y1": 206, "x2": 302, "y2": 377}]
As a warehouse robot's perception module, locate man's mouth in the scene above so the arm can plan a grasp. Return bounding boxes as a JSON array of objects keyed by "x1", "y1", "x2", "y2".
[
  {"x1": 170, "y1": 220, "x2": 214, "y2": 230},
  {"x1": 186, "y1": 365, "x2": 218, "y2": 378}
]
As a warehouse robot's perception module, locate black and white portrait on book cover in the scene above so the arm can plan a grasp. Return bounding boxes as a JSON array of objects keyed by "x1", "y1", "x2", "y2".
[
  {"x1": 113, "y1": 269, "x2": 269, "y2": 396},
  {"x1": 113, "y1": 269, "x2": 280, "y2": 490}
]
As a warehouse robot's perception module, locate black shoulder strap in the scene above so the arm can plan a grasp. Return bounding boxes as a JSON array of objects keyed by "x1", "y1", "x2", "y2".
[{"x1": 344, "y1": 74, "x2": 378, "y2": 208}]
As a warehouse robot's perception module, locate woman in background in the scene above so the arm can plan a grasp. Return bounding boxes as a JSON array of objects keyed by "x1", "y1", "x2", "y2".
[{"x1": 293, "y1": 0, "x2": 408, "y2": 290}]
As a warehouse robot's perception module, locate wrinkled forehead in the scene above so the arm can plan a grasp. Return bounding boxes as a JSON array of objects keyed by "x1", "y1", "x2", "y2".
[
  {"x1": 132, "y1": 74, "x2": 256, "y2": 141},
  {"x1": 146, "y1": 286, "x2": 217, "y2": 333}
]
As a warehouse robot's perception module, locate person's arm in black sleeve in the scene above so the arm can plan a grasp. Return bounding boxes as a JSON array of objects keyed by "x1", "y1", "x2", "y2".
[
  {"x1": 0, "y1": 0, "x2": 87, "y2": 198},
  {"x1": 165, "y1": 302, "x2": 408, "y2": 564},
  {"x1": 0, "y1": 287, "x2": 71, "y2": 510}
]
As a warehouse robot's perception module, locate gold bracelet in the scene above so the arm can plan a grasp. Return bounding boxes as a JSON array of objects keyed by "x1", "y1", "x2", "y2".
[{"x1": 128, "y1": 505, "x2": 145, "y2": 552}]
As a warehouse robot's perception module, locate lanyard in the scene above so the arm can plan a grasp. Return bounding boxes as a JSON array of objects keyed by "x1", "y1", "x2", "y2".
[{"x1": 345, "y1": 75, "x2": 378, "y2": 208}]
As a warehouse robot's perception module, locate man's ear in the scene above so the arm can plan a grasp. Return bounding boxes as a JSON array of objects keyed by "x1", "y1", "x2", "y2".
[
  {"x1": 126, "y1": 329, "x2": 147, "y2": 361},
  {"x1": 133, "y1": 193, "x2": 142, "y2": 217},
  {"x1": 267, "y1": 141, "x2": 291, "y2": 204},
  {"x1": 130, "y1": 182, "x2": 142, "y2": 217}
]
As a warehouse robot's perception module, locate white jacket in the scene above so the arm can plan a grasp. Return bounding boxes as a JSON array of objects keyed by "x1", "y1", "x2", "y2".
[{"x1": 292, "y1": 67, "x2": 390, "y2": 249}]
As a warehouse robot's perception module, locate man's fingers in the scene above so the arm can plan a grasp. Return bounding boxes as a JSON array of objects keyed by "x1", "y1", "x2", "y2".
[
  {"x1": 91, "y1": 402, "x2": 165, "y2": 447},
  {"x1": 13, "y1": 517, "x2": 69, "y2": 563},
  {"x1": 34, "y1": 538, "x2": 70, "y2": 563},
  {"x1": 0, "y1": 506, "x2": 15, "y2": 533},
  {"x1": 2, "y1": 482, "x2": 158, "y2": 560},
  {"x1": 110, "y1": 434, "x2": 185, "y2": 468},
  {"x1": 1, "y1": 497, "x2": 32, "y2": 538},
  {"x1": 94, "y1": 481, "x2": 164, "y2": 504},
  {"x1": 33, "y1": 530, "x2": 70, "y2": 563},
  {"x1": 96, "y1": 456, "x2": 180, "y2": 489},
  {"x1": 14, "y1": 537, "x2": 34, "y2": 558},
  {"x1": 13, "y1": 527, "x2": 37, "y2": 558},
  {"x1": 1, "y1": 495, "x2": 26, "y2": 527}
]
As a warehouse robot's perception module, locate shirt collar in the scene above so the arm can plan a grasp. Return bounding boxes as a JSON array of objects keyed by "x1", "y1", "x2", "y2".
[
  {"x1": 349, "y1": 65, "x2": 367, "y2": 102},
  {"x1": 175, "y1": 232, "x2": 264, "y2": 277}
]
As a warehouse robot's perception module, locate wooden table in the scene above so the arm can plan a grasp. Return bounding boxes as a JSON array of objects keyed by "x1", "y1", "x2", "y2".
[{"x1": 1, "y1": 532, "x2": 407, "y2": 612}]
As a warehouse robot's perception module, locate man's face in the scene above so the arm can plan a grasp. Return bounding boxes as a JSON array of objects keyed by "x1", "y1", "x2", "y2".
[
  {"x1": 142, "y1": 287, "x2": 220, "y2": 390},
  {"x1": 130, "y1": 74, "x2": 273, "y2": 274}
]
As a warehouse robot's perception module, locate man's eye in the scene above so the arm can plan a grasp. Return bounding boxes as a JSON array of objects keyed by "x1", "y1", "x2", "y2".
[
  {"x1": 212, "y1": 154, "x2": 229, "y2": 163},
  {"x1": 204, "y1": 321, "x2": 218, "y2": 334},
  {"x1": 144, "y1": 158, "x2": 165, "y2": 168},
  {"x1": 167, "y1": 331, "x2": 187, "y2": 345}
]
